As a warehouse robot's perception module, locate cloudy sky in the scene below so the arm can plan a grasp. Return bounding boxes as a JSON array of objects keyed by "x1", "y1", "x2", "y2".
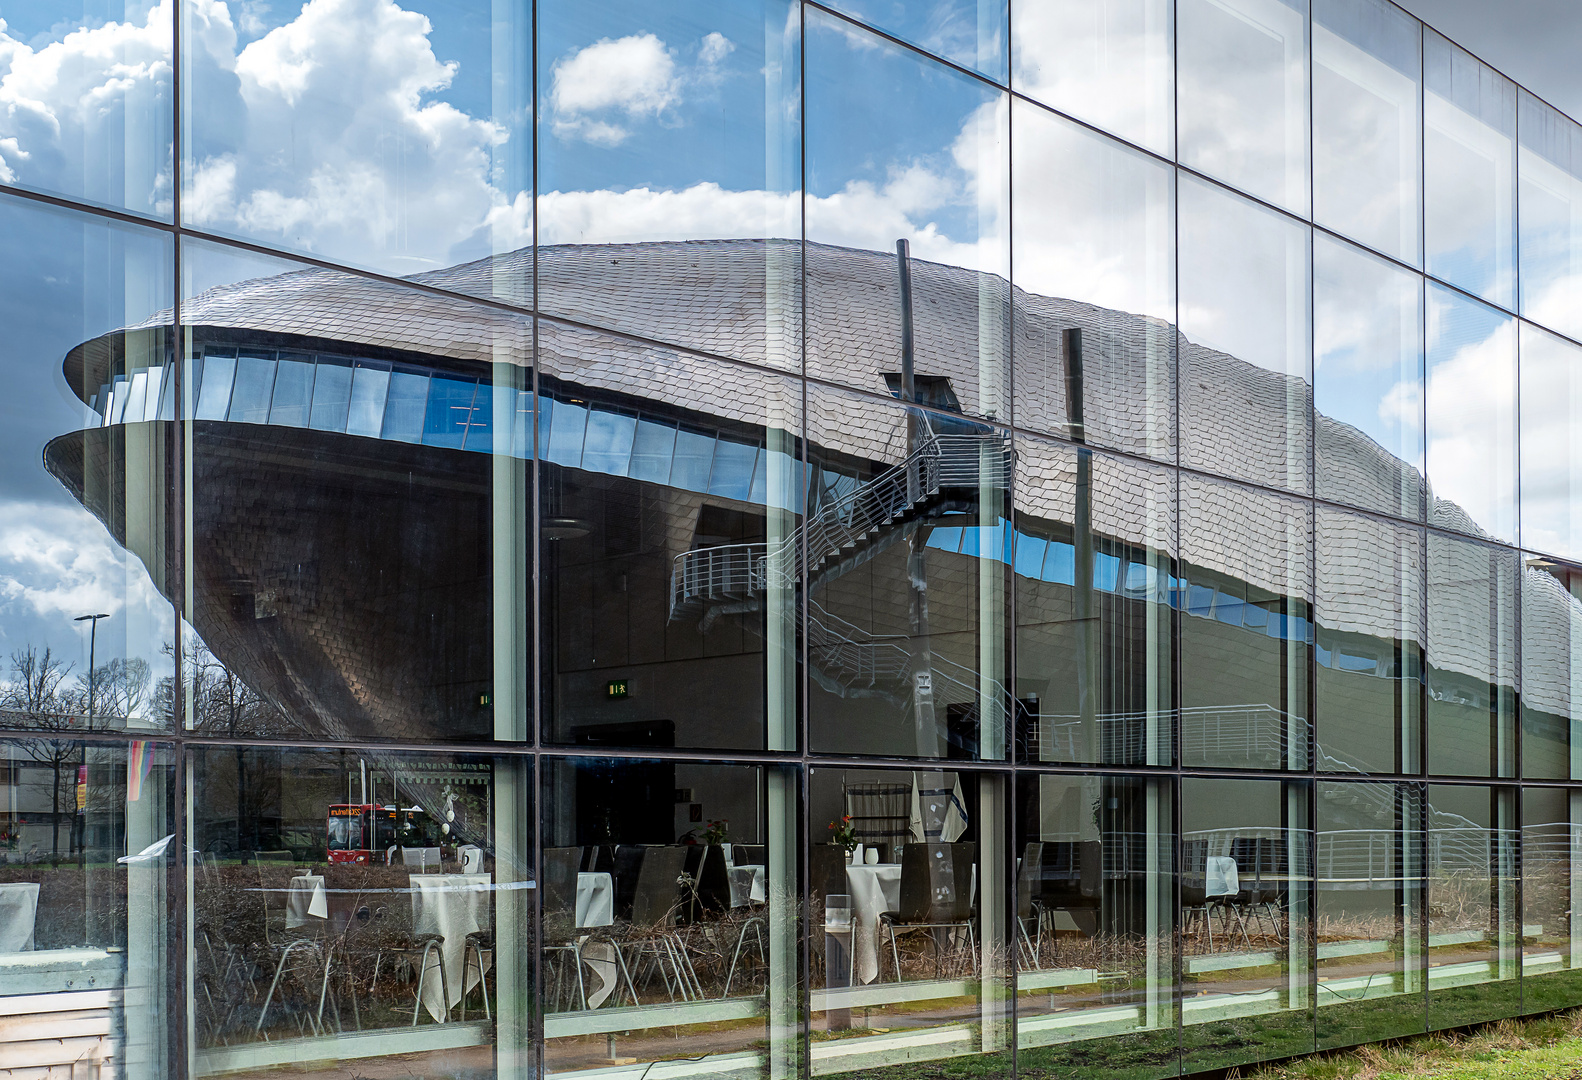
[{"x1": 0, "y1": 0, "x2": 1576, "y2": 704}]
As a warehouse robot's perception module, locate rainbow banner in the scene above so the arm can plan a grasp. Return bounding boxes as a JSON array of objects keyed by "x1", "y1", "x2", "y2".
[{"x1": 127, "y1": 740, "x2": 154, "y2": 802}]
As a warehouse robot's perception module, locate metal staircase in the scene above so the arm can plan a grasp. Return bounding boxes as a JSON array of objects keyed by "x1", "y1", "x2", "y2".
[{"x1": 669, "y1": 425, "x2": 1011, "y2": 626}]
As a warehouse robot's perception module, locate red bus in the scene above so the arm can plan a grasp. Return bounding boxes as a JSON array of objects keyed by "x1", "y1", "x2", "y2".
[{"x1": 327, "y1": 804, "x2": 440, "y2": 863}]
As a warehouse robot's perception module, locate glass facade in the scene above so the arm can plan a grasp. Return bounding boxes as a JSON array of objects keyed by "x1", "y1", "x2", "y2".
[{"x1": 5, "y1": 2, "x2": 1582, "y2": 1078}]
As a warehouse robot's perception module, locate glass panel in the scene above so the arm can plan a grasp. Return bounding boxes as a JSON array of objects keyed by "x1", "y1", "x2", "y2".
[
  {"x1": 1178, "y1": 0, "x2": 1310, "y2": 214},
  {"x1": 1315, "y1": 781, "x2": 1424, "y2": 1049},
  {"x1": 1011, "y1": 101, "x2": 1175, "y2": 461},
  {"x1": 194, "y1": 354, "x2": 236, "y2": 421},
  {"x1": 1014, "y1": 436, "x2": 1175, "y2": 766},
  {"x1": 269, "y1": 355, "x2": 315, "y2": 429},
  {"x1": 0, "y1": 192, "x2": 175, "y2": 737},
  {"x1": 540, "y1": 329, "x2": 801, "y2": 752},
  {"x1": 1312, "y1": 0, "x2": 1421, "y2": 265},
  {"x1": 230, "y1": 354, "x2": 277, "y2": 425},
  {"x1": 382, "y1": 370, "x2": 430, "y2": 444},
  {"x1": 808, "y1": 765, "x2": 1011, "y2": 1076},
  {"x1": 0, "y1": 4, "x2": 172, "y2": 216},
  {"x1": 422, "y1": 376, "x2": 480, "y2": 450},
  {"x1": 181, "y1": 237, "x2": 533, "y2": 743},
  {"x1": 1424, "y1": 30, "x2": 1516, "y2": 310},
  {"x1": 1521, "y1": 559, "x2": 1582, "y2": 781},
  {"x1": 1519, "y1": 91, "x2": 1582, "y2": 341},
  {"x1": 1426, "y1": 533, "x2": 1517, "y2": 778},
  {"x1": 1426, "y1": 784, "x2": 1518, "y2": 1027},
  {"x1": 806, "y1": 385, "x2": 1011, "y2": 760},
  {"x1": 346, "y1": 362, "x2": 392, "y2": 439},
  {"x1": 629, "y1": 420, "x2": 679, "y2": 484},
  {"x1": 545, "y1": 758, "x2": 800, "y2": 1080},
  {"x1": 1011, "y1": 0, "x2": 1173, "y2": 157},
  {"x1": 1014, "y1": 772, "x2": 1176, "y2": 1079},
  {"x1": 820, "y1": 0, "x2": 1008, "y2": 81},
  {"x1": 1520, "y1": 322, "x2": 1582, "y2": 560},
  {"x1": 806, "y1": 9, "x2": 1010, "y2": 423},
  {"x1": 1316, "y1": 508, "x2": 1424, "y2": 776},
  {"x1": 190, "y1": 746, "x2": 535, "y2": 1075},
  {"x1": 1314, "y1": 234, "x2": 1425, "y2": 519},
  {"x1": 537, "y1": 0, "x2": 801, "y2": 364},
  {"x1": 0, "y1": 738, "x2": 176, "y2": 1077},
  {"x1": 1179, "y1": 176, "x2": 1312, "y2": 493},
  {"x1": 1180, "y1": 474, "x2": 1312, "y2": 771},
  {"x1": 1181, "y1": 777, "x2": 1313, "y2": 1073},
  {"x1": 1425, "y1": 286, "x2": 1516, "y2": 543},
  {"x1": 182, "y1": 0, "x2": 532, "y2": 282},
  {"x1": 1522, "y1": 786, "x2": 1582, "y2": 1010},
  {"x1": 306, "y1": 357, "x2": 352, "y2": 432}
]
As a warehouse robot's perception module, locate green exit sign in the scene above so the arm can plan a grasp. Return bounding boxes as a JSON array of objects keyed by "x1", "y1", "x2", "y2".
[{"x1": 606, "y1": 680, "x2": 629, "y2": 699}]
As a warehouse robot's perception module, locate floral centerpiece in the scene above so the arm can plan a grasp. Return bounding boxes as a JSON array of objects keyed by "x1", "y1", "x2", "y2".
[
  {"x1": 828, "y1": 814, "x2": 858, "y2": 854},
  {"x1": 700, "y1": 818, "x2": 729, "y2": 845}
]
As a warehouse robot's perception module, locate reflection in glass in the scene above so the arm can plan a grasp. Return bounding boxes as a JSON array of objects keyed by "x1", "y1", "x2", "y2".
[
  {"x1": 1315, "y1": 781, "x2": 1423, "y2": 1049},
  {"x1": 1179, "y1": 176, "x2": 1311, "y2": 493},
  {"x1": 537, "y1": 0, "x2": 801, "y2": 367},
  {"x1": 1424, "y1": 31, "x2": 1516, "y2": 309},
  {"x1": 0, "y1": 738, "x2": 175, "y2": 1077},
  {"x1": 0, "y1": 192, "x2": 176, "y2": 736},
  {"x1": 546, "y1": 758, "x2": 797, "y2": 1079},
  {"x1": 1519, "y1": 92, "x2": 1582, "y2": 341},
  {"x1": 1014, "y1": 438, "x2": 1174, "y2": 766},
  {"x1": 805, "y1": 386, "x2": 1011, "y2": 760},
  {"x1": 1426, "y1": 533, "x2": 1517, "y2": 778},
  {"x1": 1011, "y1": 0, "x2": 1173, "y2": 156},
  {"x1": 1181, "y1": 778, "x2": 1312, "y2": 1073},
  {"x1": 809, "y1": 766, "x2": 1009, "y2": 1076},
  {"x1": 0, "y1": 4, "x2": 172, "y2": 217},
  {"x1": 1425, "y1": 287, "x2": 1516, "y2": 542},
  {"x1": 1178, "y1": 0, "x2": 1309, "y2": 214},
  {"x1": 541, "y1": 324, "x2": 801, "y2": 752},
  {"x1": 1426, "y1": 784, "x2": 1518, "y2": 1028},
  {"x1": 1180, "y1": 475, "x2": 1311, "y2": 771},
  {"x1": 1011, "y1": 101, "x2": 1175, "y2": 460},
  {"x1": 1521, "y1": 559, "x2": 1582, "y2": 781},
  {"x1": 180, "y1": 238, "x2": 535, "y2": 743},
  {"x1": 820, "y1": 0, "x2": 1008, "y2": 82},
  {"x1": 1314, "y1": 234, "x2": 1425, "y2": 519},
  {"x1": 190, "y1": 746, "x2": 534, "y2": 1074},
  {"x1": 1014, "y1": 773, "x2": 1175, "y2": 1079},
  {"x1": 806, "y1": 10, "x2": 1009, "y2": 421},
  {"x1": 1312, "y1": 0, "x2": 1421, "y2": 265},
  {"x1": 1520, "y1": 323, "x2": 1582, "y2": 560},
  {"x1": 1316, "y1": 509, "x2": 1423, "y2": 776},
  {"x1": 182, "y1": 0, "x2": 531, "y2": 281},
  {"x1": 1521, "y1": 787, "x2": 1582, "y2": 1010}
]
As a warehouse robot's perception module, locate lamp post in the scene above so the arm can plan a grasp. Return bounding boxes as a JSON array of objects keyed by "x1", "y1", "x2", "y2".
[
  {"x1": 71, "y1": 613, "x2": 108, "y2": 861},
  {"x1": 74, "y1": 613, "x2": 110, "y2": 731}
]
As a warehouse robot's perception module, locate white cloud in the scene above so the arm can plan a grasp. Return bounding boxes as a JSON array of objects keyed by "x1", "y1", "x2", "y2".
[
  {"x1": 551, "y1": 33, "x2": 678, "y2": 146},
  {"x1": 0, "y1": 5, "x2": 174, "y2": 213},
  {"x1": 1424, "y1": 298, "x2": 1517, "y2": 541},
  {"x1": 698, "y1": 32, "x2": 733, "y2": 67}
]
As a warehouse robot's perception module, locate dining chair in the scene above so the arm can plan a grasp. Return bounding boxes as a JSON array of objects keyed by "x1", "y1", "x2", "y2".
[
  {"x1": 542, "y1": 845, "x2": 588, "y2": 1011},
  {"x1": 879, "y1": 841, "x2": 978, "y2": 982}
]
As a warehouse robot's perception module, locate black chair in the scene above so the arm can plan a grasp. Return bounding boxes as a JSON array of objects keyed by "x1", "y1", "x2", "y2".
[
  {"x1": 810, "y1": 844, "x2": 850, "y2": 912},
  {"x1": 680, "y1": 844, "x2": 732, "y2": 921},
  {"x1": 607, "y1": 846, "x2": 700, "y2": 1004},
  {"x1": 611, "y1": 844, "x2": 647, "y2": 921},
  {"x1": 1180, "y1": 839, "x2": 1211, "y2": 948},
  {"x1": 543, "y1": 846, "x2": 588, "y2": 1011},
  {"x1": 879, "y1": 842, "x2": 977, "y2": 981},
  {"x1": 1230, "y1": 837, "x2": 1285, "y2": 944},
  {"x1": 1036, "y1": 840, "x2": 1103, "y2": 938},
  {"x1": 1015, "y1": 841, "x2": 1043, "y2": 965},
  {"x1": 732, "y1": 844, "x2": 766, "y2": 867}
]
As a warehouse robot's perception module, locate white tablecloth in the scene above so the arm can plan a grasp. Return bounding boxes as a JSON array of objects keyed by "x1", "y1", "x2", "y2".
[
  {"x1": 1206, "y1": 856, "x2": 1239, "y2": 898},
  {"x1": 0, "y1": 881, "x2": 40, "y2": 952},
  {"x1": 844, "y1": 863, "x2": 902, "y2": 984},
  {"x1": 284, "y1": 875, "x2": 327, "y2": 929},
  {"x1": 729, "y1": 864, "x2": 767, "y2": 908},
  {"x1": 577, "y1": 872, "x2": 613, "y2": 928},
  {"x1": 412, "y1": 873, "x2": 492, "y2": 1022}
]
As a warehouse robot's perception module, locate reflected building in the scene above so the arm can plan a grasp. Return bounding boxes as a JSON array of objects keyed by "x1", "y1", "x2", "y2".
[{"x1": 4, "y1": 1, "x2": 1582, "y2": 1079}]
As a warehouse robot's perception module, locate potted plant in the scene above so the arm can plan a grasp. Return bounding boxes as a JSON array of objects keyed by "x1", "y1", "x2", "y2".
[{"x1": 828, "y1": 815, "x2": 859, "y2": 862}]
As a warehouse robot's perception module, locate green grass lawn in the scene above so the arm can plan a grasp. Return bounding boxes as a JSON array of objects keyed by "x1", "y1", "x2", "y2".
[{"x1": 1244, "y1": 1010, "x2": 1582, "y2": 1080}]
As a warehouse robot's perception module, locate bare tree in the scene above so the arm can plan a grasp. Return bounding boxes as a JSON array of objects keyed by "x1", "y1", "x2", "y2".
[
  {"x1": 0, "y1": 646, "x2": 79, "y2": 857},
  {"x1": 153, "y1": 637, "x2": 295, "y2": 737},
  {"x1": 68, "y1": 656, "x2": 152, "y2": 727}
]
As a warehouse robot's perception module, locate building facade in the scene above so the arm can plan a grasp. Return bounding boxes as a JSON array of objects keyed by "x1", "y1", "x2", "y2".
[{"x1": 2, "y1": 0, "x2": 1582, "y2": 1077}]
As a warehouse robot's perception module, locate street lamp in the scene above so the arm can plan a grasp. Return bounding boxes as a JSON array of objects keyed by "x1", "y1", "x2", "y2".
[{"x1": 74, "y1": 613, "x2": 110, "y2": 730}]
